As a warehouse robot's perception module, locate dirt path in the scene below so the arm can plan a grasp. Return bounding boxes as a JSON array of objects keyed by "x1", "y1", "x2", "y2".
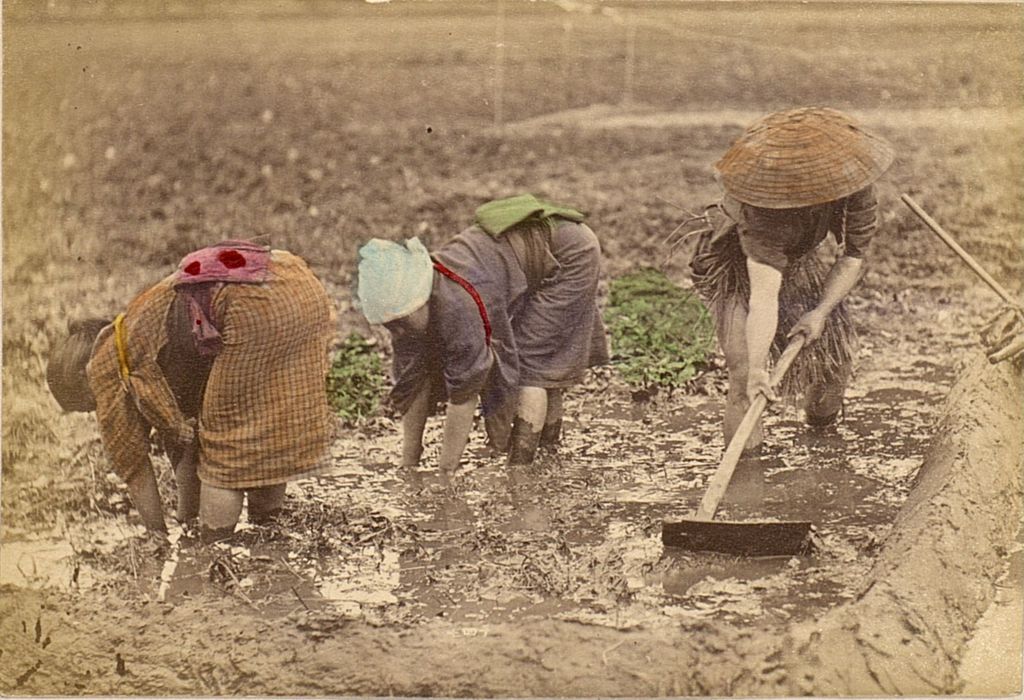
[{"x1": 508, "y1": 104, "x2": 1024, "y2": 134}]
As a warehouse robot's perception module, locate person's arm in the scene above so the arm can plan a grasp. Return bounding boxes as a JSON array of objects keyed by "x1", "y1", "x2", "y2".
[
  {"x1": 173, "y1": 437, "x2": 201, "y2": 523},
  {"x1": 116, "y1": 284, "x2": 196, "y2": 449},
  {"x1": 434, "y1": 274, "x2": 494, "y2": 476},
  {"x1": 129, "y1": 359, "x2": 195, "y2": 448},
  {"x1": 746, "y1": 258, "x2": 784, "y2": 402},
  {"x1": 438, "y1": 397, "x2": 477, "y2": 474},
  {"x1": 88, "y1": 348, "x2": 169, "y2": 534},
  {"x1": 791, "y1": 187, "x2": 875, "y2": 341},
  {"x1": 125, "y1": 467, "x2": 167, "y2": 533},
  {"x1": 788, "y1": 256, "x2": 864, "y2": 342},
  {"x1": 401, "y1": 382, "x2": 431, "y2": 467}
]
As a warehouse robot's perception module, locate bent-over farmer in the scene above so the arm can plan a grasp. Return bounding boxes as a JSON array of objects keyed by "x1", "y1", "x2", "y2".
[
  {"x1": 689, "y1": 107, "x2": 894, "y2": 451},
  {"x1": 47, "y1": 242, "x2": 335, "y2": 542},
  {"x1": 357, "y1": 194, "x2": 608, "y2": 478}
]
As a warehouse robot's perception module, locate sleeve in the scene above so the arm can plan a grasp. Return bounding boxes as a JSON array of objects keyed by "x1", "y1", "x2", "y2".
[
  {"x1": 123, "y1": 285, "x2": 194, "y2": 447},
  {"x1": 736, "y1": 204, "x2": 798, "y2": 273},
  {"x1": 128, "y1": 357, "x2": 194, "y2": 446},
  {"x1": 834, "y1": 186, "x2": 878, "y2": 259},
  {"x1": 436, "y1": 280, "x2": 493, "y2": 405},
  {"x1": 87, "y1": 333, "x2": 155, "y2": 484},
  {"x1": 388, "y1": 324, "x2": 439, "y2": 415}
]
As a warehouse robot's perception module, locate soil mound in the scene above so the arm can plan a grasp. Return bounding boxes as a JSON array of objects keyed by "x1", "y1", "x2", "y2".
[{"x1": 776, "y1": 356, "x2": 1023, "y2": 695}]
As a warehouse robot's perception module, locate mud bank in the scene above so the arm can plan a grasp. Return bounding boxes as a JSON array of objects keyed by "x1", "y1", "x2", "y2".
[
  {"x1": 774, "y1": 356, "x2": 1024, "y2": 695},
  {"x1": 1, "y1": 355, "x2": 1019, "y2": 696}
]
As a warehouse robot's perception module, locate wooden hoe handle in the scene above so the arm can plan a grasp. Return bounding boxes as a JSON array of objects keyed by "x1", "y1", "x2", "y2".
[{"x1": 695, "y1": 334, "x2": 807, "y2": 521}]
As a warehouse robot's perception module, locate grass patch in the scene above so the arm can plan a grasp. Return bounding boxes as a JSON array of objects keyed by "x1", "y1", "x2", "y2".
[
  {"x1": 604, "y1": 268, "x2": 716, "y2": 394},
  {"x1": 325, "y1": 333, "x2": 386, "y2": 425}
]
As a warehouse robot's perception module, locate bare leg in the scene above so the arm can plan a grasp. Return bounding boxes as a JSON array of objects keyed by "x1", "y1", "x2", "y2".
[
  {"x1": 125, "y1": 468, "x2": 167, "y2": 534},
  {"x1": 516, "y1": 386, "x2": 547, "y2": 427},
  {"x1": 247, "y1": 484, "x2": 287, "y2": 524},
  {"x1": 173, "y1": 442, "x2": 200, "y2": 524},
  {"x1": 199, "y1": 484, "x2": 244, "y2": 543},
  {"x1": 484, "y1": 395, "x2": 516, "y2": 454},
  {"x1": 718, "y1": 299, "x2": 764, "y2": 452},
  {"x1": 540, "y1": 389, "x2": 564, "y2": 448},
  {"x1": 509, "y1": 386, "x2": 546, "y2": 465},
  {"x1": 805, "y1": 366, "x2": 849, "y2": 426}
]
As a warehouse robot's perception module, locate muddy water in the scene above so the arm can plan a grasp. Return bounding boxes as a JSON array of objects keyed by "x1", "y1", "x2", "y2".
[
  {"x1": 0, "y1": 326, "x2": 960, "y2": 634},
  {"x1": 144, "y1": 341, "x2": 952, "y2": 630},
  {"x1": 0, "y1": 518, "x2": 144, "y2": 591}
]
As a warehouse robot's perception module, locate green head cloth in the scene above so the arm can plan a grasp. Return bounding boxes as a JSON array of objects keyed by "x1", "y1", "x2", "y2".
[{"x1": 474, "y1": 194, "x2": 585, "y2": 237}]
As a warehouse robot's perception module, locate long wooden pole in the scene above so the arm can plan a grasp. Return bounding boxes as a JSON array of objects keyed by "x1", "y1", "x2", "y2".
[
  {"x1": 695, "y1": 334, "x2": 806, "y2": 521},
  {"x1": 901, "y1": 194, "x2": 1021, "y2": 310},
  {"x1": 494, "y1": 0, "x2": 506, "y2": 128},
  {"x1": 623, "y1": 13, "x2": 636, "y2": 105}
]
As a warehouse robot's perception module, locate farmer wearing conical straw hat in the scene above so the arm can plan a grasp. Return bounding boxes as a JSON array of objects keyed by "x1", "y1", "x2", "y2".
[
  {"x1": 47, "y1": 243, "x2": 336, "y2": 542},
  {"x1": 690, "y1": 107, "x2": 894, "y2": 451},
  {"x1": 357, "y1": 194, "x2": 608, "y2": 479}
]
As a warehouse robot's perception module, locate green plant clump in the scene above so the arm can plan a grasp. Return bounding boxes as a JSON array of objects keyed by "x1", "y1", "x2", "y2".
[
  {"x1": 604, "y1": 268, "x2": 716, "y2": 392},
  {"x1": 326, "y1": 333, "x2": 387, "y2": 424}
]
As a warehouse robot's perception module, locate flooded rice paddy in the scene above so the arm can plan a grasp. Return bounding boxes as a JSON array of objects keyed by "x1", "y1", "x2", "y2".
[{"x1": 0, "y1": 323, "x2": 959, "y2": 635}]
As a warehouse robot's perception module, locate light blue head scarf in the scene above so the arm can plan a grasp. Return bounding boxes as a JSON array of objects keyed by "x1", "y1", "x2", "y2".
[{"x1": 356, "y1": 237, "x2": 434, "y2": 325}]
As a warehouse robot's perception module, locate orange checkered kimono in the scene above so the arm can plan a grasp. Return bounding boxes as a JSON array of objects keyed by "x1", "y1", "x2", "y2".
[{"x1": 86, "y1": 250, "x2": 335, "y2": 489}]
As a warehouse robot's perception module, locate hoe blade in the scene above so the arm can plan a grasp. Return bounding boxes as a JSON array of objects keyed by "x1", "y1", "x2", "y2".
[{"x1": 662, "y1": 518, "x2": 813, "y2": 557}]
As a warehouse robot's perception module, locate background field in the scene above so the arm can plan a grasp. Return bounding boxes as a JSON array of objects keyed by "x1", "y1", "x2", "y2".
[
  {"x1": 4, "y1": 1, "x2": 1021, "y2": 283},
  {"x1": 2, "y1": 1, "x2": 1023, "y2": 695}
]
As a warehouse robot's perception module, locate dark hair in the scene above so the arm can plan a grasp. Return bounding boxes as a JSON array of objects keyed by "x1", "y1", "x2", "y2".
[{"x1": 46, "y1": 318, "x2": 110, "y2": 412}]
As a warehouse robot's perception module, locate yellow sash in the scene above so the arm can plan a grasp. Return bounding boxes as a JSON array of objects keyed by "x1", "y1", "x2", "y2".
[{"x1": 113, "y1": 312, "x2": 131, "y2": 381}]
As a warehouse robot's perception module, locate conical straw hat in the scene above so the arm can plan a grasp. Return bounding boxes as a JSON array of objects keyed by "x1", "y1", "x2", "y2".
[{"x1": 714, "y1": 107, "x2": 895, "y2": 209}]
